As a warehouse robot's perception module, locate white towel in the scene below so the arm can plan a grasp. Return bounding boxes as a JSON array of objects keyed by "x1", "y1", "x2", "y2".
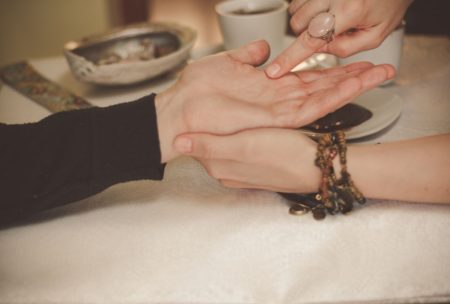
[{"x1": 1, "y1": 156, "x2": 450, "y2": 303}]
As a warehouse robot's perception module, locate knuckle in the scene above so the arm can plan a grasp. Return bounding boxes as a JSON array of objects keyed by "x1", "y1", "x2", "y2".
[
  {"x1": 331, "y1": 43, "x2": 352, "y2": 58},
  {"x1": 290, "y1": 16, "x2": 301, "y2": 34},
  {"x1": 319, "y1": 0, "x2": 332, "y2": 10},
  {"x1": 367, "y1": 36, "x2": 383, "y2": 49},
  {"x1": 288, "y1": 6, "x2": 295, "y2": 16},
  {"x1": 288, "y1": 0, "x2": 303, "y2": 15},
  {"x1": 342, "y1": 0, "x2": 363, "y2": 17}
]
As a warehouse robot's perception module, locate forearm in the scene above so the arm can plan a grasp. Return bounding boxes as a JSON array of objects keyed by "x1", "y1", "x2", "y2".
[
  {"x1": 347, "y1": 134, "x2": 450, "y2": 203},
  {"x1": 0, "y1": 94, "x2": 165, "y2": 225}
]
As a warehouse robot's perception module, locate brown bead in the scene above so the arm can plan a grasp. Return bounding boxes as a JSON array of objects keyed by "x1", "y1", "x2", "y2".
[{"x1": 312, "y1": 208, "x2": 326, "y2": 220}]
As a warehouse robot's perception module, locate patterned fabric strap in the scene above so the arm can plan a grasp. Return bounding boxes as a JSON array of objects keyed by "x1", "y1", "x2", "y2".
[{"x1": 0, "y1": 61, "x2": 92, "y2": 113}]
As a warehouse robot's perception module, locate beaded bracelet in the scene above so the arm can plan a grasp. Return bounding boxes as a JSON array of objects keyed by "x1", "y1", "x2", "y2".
[{"x1": 289, "y1": 131, "x2": 366, "y2": 220}]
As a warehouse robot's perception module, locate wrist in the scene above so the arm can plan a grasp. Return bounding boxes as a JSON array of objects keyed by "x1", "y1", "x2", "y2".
[
  {"x1": 292, "y1": 132, "x2": 367, "y2": 219},
  {"x1": 155, "y1": 85, "x2": 185, "y2": 163},
  {"x1": 294, "y1": 134, "x2": 322, "y2": 193}
]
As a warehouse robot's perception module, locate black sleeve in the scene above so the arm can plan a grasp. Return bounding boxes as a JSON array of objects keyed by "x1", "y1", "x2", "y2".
[{"x1": 0, "y1": 93, "x2": 166, "y2": 225}]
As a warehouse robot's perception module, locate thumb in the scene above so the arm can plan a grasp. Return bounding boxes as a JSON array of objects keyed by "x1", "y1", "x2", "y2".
[
  {"x1": 226, "y1": 40, "x2": 271, "y2": 67},
  {"x1": 173, "y1": 133, "x2": 243, "y2": 161}
]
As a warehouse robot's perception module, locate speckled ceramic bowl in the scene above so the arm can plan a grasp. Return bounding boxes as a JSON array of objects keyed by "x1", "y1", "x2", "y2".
[{"x1": 64, "y1": 22, "x2": 196, "y2": 85}]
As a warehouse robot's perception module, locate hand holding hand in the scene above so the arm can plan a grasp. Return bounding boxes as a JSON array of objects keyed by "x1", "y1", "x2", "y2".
[
  {"x1": 173, "y1": 128, "x2": 320, "y2": 193},
  {"x1": 174, "y1": 130, "x2": 450, "y2": 205},
  {"x1": 156, "y1": 40, "x2": 394, "y2": 162},
  {"x1": 266, "y1": 0, "x2": 412, "y2": 78}
]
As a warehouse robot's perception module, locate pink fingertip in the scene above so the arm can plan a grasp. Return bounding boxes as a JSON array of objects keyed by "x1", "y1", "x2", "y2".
[
  {"x1": 385, "y1": 64, "x2": 397, "y2": 79},
  {"x1": 265, "y1": 63, "x2": 281, "y2": 78}
]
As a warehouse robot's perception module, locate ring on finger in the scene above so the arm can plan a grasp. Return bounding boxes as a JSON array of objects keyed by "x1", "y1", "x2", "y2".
[{"x1": 307, "y1": 11, "x2": 335, "y2": 43}]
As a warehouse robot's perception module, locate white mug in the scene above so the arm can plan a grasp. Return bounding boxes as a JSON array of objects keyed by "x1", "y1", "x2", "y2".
[
  {"x1": 338, "y1": 22, "x2": 405, "y2": 84},
  {"x1": 215, "y1": 0, "x2": 288, "y2": 62}
]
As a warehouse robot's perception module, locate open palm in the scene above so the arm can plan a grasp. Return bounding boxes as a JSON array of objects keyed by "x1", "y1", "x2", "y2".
[{"x1": 155, "y1": 40, "x2": 394, "y2": 162}]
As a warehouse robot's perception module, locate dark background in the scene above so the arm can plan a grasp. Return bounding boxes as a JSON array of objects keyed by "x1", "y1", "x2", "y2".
[{"x1": 404, "y1": 0, "x2": 450, "y2": 35}]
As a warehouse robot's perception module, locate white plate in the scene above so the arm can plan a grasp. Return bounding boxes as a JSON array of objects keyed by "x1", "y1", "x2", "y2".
[{"x1": 301, "y1": 88, "x2": 404, "y2": 140}]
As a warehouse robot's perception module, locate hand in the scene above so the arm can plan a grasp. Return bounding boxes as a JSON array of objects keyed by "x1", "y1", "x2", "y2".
[
  {"x1": 176, "y1": 130, "x2": 450, "y2": 204},
  {"x1": 265, "y1": 0, "x2": 412, "y2": 78},
  {"x1": 156, "y1": 40, "x2": 395, "y2": 162},
  {"x1": 173, "y1": 128, "x2": 321, "y2": 193}
]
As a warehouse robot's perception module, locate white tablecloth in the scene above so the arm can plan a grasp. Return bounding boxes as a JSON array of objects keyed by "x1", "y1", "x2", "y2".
[{"x1": 1, "y1": 35, "x2": 449, "y2": 304}]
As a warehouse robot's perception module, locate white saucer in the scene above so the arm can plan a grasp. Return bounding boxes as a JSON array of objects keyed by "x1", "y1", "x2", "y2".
[
  {"x1": 347, "y1": 88, "x2": 403, "y2": 139},
  {"x1": 301, "y1": 88, "x2": 403, "y2": 140}
]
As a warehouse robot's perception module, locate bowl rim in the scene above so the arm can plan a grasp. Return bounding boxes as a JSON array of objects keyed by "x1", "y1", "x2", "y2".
[{"x1": 64, "y1": 21, "x2": 197, "y2": 54}]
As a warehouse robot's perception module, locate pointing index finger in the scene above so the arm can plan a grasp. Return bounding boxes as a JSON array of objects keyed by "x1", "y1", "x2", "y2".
[{"x1": 265, "y1": 31, "x2": 326, "y2": 78}]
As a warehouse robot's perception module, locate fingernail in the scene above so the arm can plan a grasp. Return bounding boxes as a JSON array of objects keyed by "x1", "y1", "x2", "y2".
[
  {"x1": 266, "y1": 63, "x2": 280, "y2": 77},
  {"x1": 174, "y1": 137, "x2": 192, "y2": 154},
  {"x1": 387, "y1": 65, "x2": 396, "y2": 79}
]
